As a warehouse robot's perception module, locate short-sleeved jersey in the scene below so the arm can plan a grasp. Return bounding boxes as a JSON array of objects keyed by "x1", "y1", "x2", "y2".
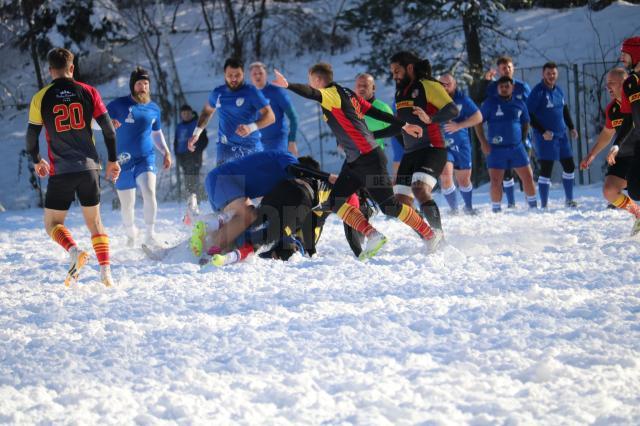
[
  {"x1": 364, "y1": 97, "x2": 393, "y2": 149},
  {"x1": 605, "y1": 99, "x2": 624, "y2": 130},
  {"x1": 443, "y1": 89, "x2": 479, "y2": 148},
  {"x1": 107, "y1": 96, "x2": 162, "y2": 159},
  {"x1": 620, "y1": 72, "x2": 640, "y2": 114},
  {"x1": 487, "y1": 78, "x2": 531, "y2": 102},
  {"x1": 480, "y1": 96, "x2": 530, "y2": 147},
  {"x1": 28, "y1": 77, "x2": 107, "y2": 175},
  {"x1": 317, "y1": 82, "x2": 378, "y2": 162},
  {"x1": 395, "y1": 79, "x2": 453, "y2": 152},
  {"x1": 527, "y1": 81, "x2": 568, "y2": 134},
  {"x1": 208, "y1": 82, "x2": 270, "y2": 148},
  {"x1": 175, "y1": 118, "x2": 198, "y2": 154},
  {"x1": 214, "y1": 150, "x2": 298, "y2": 198},
  {"x1": 259, "y1": 83, "x2": 294, "y2": 144}
]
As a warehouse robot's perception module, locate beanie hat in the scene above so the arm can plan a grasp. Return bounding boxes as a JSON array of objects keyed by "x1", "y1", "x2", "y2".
[
  {"x1": 129, "y1": 66, "x2": 150, "y2": 95},
  {"x1": 621, "y1": 37, "x2": 640, "y2": 66}
]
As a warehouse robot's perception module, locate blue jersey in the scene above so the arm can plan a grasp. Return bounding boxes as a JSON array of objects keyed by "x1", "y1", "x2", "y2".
[
  {"x1": 526, "y1": 81, "x2": 567, "y2": 134},
  {"x1": 443, "y1": 89, "x2": 479, "y2": 148},
  {"x1": 259, "y1": 83, "x2": 295, "y2": 149},
  {"x1": 480, "y1": 96, "x2": 529, "y2": 147},
  {"x1": 487, "y1": 78, "x2": 531, "y2": 102},
  {"x1": 208, "y1": 82, "x2": 270, "y2": 149},
  {"x1": 107, "y1": 96, "x2": 162, "y2": 159},
  {"x1": 175, "y1": 118, "x2": 197, "y2": 154}
]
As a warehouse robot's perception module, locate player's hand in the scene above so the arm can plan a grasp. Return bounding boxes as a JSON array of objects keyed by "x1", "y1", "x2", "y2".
[
  {"x1": 543, "y1": 130, "x2": 554, "y2": 141},
  {"x1": 402, "y1": 123, "x2": 423, "y2": 138},
  {"x1": 412, "y1": 106, "x2": 431, "y2": 124},
  {"x1": 607, "y1": 146, "x2": 619, "y2": 165},
  {"x1": 481, "y1": 142, "x2": 491, "y2": 155},
  {"x1": 163, "y1": 151, "x2": 172, "y2": 170},
  {"x1": 111, "y1": 119, "x2": 121, "y2": 129},
  {"x1": 236, "y1": 124, "x2": 253, "y2": 137},
  {"x1": 328, "y1": 174, "x2": 338, "y2": 184},
  {"x1": 484, "y1": 69, "x2": 497, "y2": 81},
  {"x1": 34, "y1": 159, "x2": 50, "y2": 177},
  {"x1": 443, "y1": 122, "x2": 460, "y2": 133},
  {"x1": 579, "y1": 154, "x2": 594, "y2": 170},
  {"x1": 105, "y1": 161, "x2": 121, "y2": 182},
  {"x1": 570, "y1": 128, "x2": 578, "y2": 140},
  {"x1": 272, "y1": 69, "x2": 288, "y2": 88},
  {"x1": 187, "y1": 135, "x2": 198, "y2": 152}
]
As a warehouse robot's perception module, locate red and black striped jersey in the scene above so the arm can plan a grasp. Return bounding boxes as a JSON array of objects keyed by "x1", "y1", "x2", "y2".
[
  {"x1": 395, "y1": 79, "x2": 453, "y2": 152},
  {"x1": 28, "y1": 77, "x2": 107, "y2": 175},
  {"x1": 317, "y1": 83, "x2": 378, "y2": 162}
]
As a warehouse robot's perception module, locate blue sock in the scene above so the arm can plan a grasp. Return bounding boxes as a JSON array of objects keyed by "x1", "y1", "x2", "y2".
[
  {"x1": 442, "y1": 186, "x2": 458, "y2": 210},
  {"x1": 562, "y1": 172, "x2": 574, "y2": 202},
  {"x1": 527, "y1": 195, "x2": 538, "y2": 209},
  {"x1": 503, "y1": 179, "x2": 515, "y2": 206},
  {"x1": 460, "y1": 184, "x2": 473, "y2": 209},
  {"x1": 492, "y1": 202, "x2": 502, "y2": 213},
  {"x1": 538, "y1": 176, "x2": 551, "y2": 208}
]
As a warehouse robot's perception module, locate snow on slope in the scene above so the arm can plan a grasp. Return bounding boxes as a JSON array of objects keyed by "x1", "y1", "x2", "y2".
[{"x1": 0, "y1": 185, "x2": 639, "y2": 424}]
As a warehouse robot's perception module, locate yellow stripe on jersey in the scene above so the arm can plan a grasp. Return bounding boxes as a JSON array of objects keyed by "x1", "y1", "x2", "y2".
[
  {"x1": 630, "y1": 92, "x2": 640, "y2": 103},
  {"x1": 28, "y1": 84, "x2": 53, "y2": 125},
  {"x1": 396, "y1": 100, "x2": 414, "y2": 109},
  {"x1": 421, "y1": 79, "x2": 453, "y2": 109},
  {"x1": 319, "y1": 86, "x2": 342, "y2": 110}
]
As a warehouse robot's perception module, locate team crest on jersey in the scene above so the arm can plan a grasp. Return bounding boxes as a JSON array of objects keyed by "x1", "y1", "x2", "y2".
[
  {"x1": 612, "y1": 119, "x2": 623, "y2": 127},
  {"x1": 350, "y1": 97, "x2": 364, "y2": 118},
  {"x1": 56, "y1": 90, "x2": 75, "y2": 101},
  {"x1": 456, "y1": 104, "x2": 463, "y2": 112},
  {"x1": 396, "y1": 100, "x2": 414, "y2": 109},
  {"x1": 236, "y1": 97, "x2": 245, "y2": 107},
  {"x1": 496, "y1": 105, "x2": 504, "y2": 116},
  {"x1": 546, "y1": 95, "x2": 554, "y2": 108},
  {"x1": 411, "y1": 89, "x2": 419, "y2": 99},
  {"x1": 516, "y1": 94, "x2": 522, "y2": 100},
  {"x1": 125, "y1": 107, "x2": 135, "y2": 123}
]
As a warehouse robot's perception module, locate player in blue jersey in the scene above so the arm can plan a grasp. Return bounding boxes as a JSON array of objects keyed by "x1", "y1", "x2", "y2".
[
  {"x1": 174, "y1": 104, "x2": 208, "y2": 198},
  {"x1": 474, "y1": 76, "x2": 537, "y2": 212},
  {"x1": 527, "y1": 62, "x2": 579, "y2": 209},
  {"x1": 107, "y1": 67, "x2": 172, "y2": 247},
  {"x1": 438, "y1": 74, "x2": 483, "y2": 214},
  {"x1": 249, "y1": 62, "x2": 299, "y2": 155},
  {"x1": 188, "y1": 58, "x2": 275, "y2": 165}
]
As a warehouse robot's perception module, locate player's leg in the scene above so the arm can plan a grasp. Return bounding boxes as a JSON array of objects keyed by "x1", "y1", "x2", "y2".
[
  {"x1": 558, "y1": 134, "x2": 577, "y2": 207},
  {"x1": 211, "y1": 197, "x2": 256, "y2": 251},
  {"x1": 455, "y1": 168, "x2": 474, "y2": 213},
  {"x1": 488, "y1": 168, "x2": 505, "y2": 212},
  {"x1": 512, "y1": 144, "x2": 537, "y2": 209},
  {"x1": 412, "y1": 148, "x2": 447, "y2": 231},
  {"x1": 440, "y1": 160, "x2": 458, "y2": 212},
  {"x1": 502, "y1": 168, "x2": 516, "y2": 208},
  {"x1": 136, "y1": 171, "x2": 158, "y2": 245},
  {"x1": 615, "y1": 149, "x2": 640, "y2": 235},
  {"x1": 115, "y1": 164, "x2": 138, "y2": 246},
  {"x1": 537, "y1": 159, "x2": 554, "y2": 209}
]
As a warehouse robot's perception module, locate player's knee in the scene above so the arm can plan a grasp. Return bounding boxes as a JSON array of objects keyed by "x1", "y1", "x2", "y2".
[
  {"x1": 378, "y1": 196, "x2": 402, "y2": 217},
  {"x1": 627, "y1": 182, "x2": 640, "y2": 201},
  {"x1": 560, "y1": 158, "x2": 575, "y2": 174}
]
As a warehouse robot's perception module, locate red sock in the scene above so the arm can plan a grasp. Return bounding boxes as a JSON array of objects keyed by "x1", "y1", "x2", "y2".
[
  {"x1": 237, "y1": 242, "x2": 254, "y2": 260},
  {"x1": 613, "y1": 194, "x2": 640, "y2": 218},
  {"x1": 397, "y1": 204, "x2": 434, "y2": 239},
  {"x1": 337, "y1": 203, "x2": 375, "y2": 236},
  {"x1": 91, "y1": 234, "x2": 110, "y2": 266},
  {"x1": 346, "y1": 193, "x2": 360, "y2": 209},
  {"x1": 50, "y1": 224, "x2": 76, "y2": 252}
]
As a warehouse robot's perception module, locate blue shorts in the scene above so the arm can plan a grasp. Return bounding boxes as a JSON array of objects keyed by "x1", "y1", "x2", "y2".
[
  {"x1": 486, "y1": 144, "x2": 530, "y2": 170},
  {"x1": 115, "y1": 155, "x2": 156, "y2": 190},
  {"x1": 391, "y1": 136, "x2": 404, "y2": 163},
  {"x1": 216, "y1": 143, "x2": 262, "y2": 166},
  {"x1": 446, "y1": 142, "x2": 472, "y2": 170},
  {"x1": 261, "y1": 137, "x2": 288, "y2": 153},
  {"x1": 205, "y1": 169, "x2": 248, "y2": 212},
  {"x1": 534, "y1": 132, "x2": 573, "y2": 161}
]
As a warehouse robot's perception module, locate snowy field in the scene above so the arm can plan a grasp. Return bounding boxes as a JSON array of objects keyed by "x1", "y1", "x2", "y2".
[{"x1": 1, "y1": 184, "x2": 639, "y2": 424}]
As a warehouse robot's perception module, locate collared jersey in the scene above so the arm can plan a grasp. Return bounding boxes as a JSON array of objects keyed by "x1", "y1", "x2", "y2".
[
  {"x1": 207, "y1": 82, "x2": 270, "y2": 148},
  {"x1": 480, "y1": 96, "x2": 530, "y2": 146},
  {"x1": 28, "y1": 77, "x2": 107, "y2": 175},
  {"x1": 107, "y1": 96, "x2": 162, "y2": 159},
  {"x1": 395, "y1": 79, "x2": 453, "y2": 152},
  {"x1": 527, "y1": 81, "x2": 568, "y2": 134},
  {"x1": 443, "y1": 89, "x2": 479, "y2": 148},
  {"x1": 487, "y1": 78, "x2": 531, "y2": 102},
  {"x1": 605, "y1": 99, "x2": 624, "y2": 130},
  {"x1": 317, "y1": 82, "x2": 378, "y2": 162}
]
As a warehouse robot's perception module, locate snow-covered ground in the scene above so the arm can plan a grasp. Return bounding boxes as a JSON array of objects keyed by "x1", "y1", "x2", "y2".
[{"x1": 1, "y1": 185, "x2": 639, "y2": 424}]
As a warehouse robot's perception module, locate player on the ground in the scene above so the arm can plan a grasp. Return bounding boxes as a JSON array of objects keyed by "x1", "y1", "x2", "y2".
[
  {"x1": 188, "y1": 58, "x2": 275, "y2": 165},
  {"x1": 272, "y1": 62, "x2": 444, "y2": 258},
  {"x1": 580, "y1": 68, "x2": 631, "y2": 209},
  {"x1": 390, "y1": 51, "x2": 460, "y2": 232},
  {"x1": 527, "y1": 62, "x2": 579, "y2": 209},
  {"x1": 249, "y1": 62, "x2": 299, "y2": 155},
  {"x1": 107, "y1": 67, "x2": 172, "y2": 247},
  {"x1": 474, "y1": 76, "x2": 538, "y2": 212},
  {"x1": 438, "y1": 73, "x2": 483, "y2": 214},
  {"x1": 26, "y1": 47, "x2": 120, "y2": 287},
  {"x1": 607, "y1": 37, "x2": 640, "y2": 236}
]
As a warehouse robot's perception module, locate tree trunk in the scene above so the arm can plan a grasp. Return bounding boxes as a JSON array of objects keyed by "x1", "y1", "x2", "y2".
[
  {"x1": 222, "y1": 0, "x2": 242, "y2": 59},
  {"x1": 200, "y1": 0, "x2": 216, "y2": 53},
  {"x1": 253, "y1": 0, "x2": 267, "y2": 59},
  {"x1": 462, "y1": 5, "x2": 483, "y2": 81}
]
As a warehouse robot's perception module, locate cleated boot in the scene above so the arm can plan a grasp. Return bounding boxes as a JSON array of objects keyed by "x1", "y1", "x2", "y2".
[
  {"x1": 565, "y1": 200, "x2": 578, "y2": 208},
  {"x1": 100, "y1": 265, "x2": 114, "y2": 287},
  {"x1": 210, "y1": 251, "x2": 240, "y2": 267},
  {"x1": 65, "y1": 246, "x2": 90, "y2": 287},
  {"x1": 190, "y1": 220, "x2": 207, "y2": 257},
  {"x1": 424, "y1": 229, "x2": 444, "y2": 255},
  {"x1": 358, "y1": 231, "x2": 388, "y2": 261}
]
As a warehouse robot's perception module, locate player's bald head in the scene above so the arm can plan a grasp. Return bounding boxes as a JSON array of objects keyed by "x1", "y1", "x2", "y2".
[
  {"x1": 438, "y1": 73, "x2": 457, "y2": 95},
  {"x1": 354, "y1": 72, "x2": 376, "y2": 100}
]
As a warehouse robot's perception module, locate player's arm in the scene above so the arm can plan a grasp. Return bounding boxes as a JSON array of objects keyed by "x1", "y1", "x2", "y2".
[
  {"x1": 563, "y1": 104, "x2": 576, "y2": 135},
  {"x1": 361, "y1": 106, "x2": 422, "y2": 139},
  {"x1": 474, "y1": 122, "x2": 490, "y2": 155},
  {"x1": 152, "y1": 130, "x2": 172, "y2": 169},
  {"x1": 189, "y1": 103, "x2": 215, "y2": 152},
  {"x1": 95, "y1": 112, "x2": 120, "y2": 181},
  {"x1": 286, "y1": 163, "x2": 333, "y2": 183},
  {"x1": 580, "y1": 126, "x2": 616, "y2": 169},
  {"x1": 285, "y1": 105, "x2": 299, "y2": 156},
  {"x1": 236, "y1": 105, "x2": 275, "y2": 137},
  {"x1": 25, "y1": 124, "x2": 42, "y2": 164}
]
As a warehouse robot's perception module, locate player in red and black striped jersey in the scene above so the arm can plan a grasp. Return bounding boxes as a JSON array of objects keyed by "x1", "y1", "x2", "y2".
[
  {"x1": 25, "y1": 48, "x2": 120, "y2": 287},
  {"x1": 272, "y1": 63, "x2": 444, "y2": 258},
  {"x1": 580, "y1": 68, "x2": 632, "y2": 209},
  {"x1": 606, "y1": 37, "x2": 640, "y2": 236}
]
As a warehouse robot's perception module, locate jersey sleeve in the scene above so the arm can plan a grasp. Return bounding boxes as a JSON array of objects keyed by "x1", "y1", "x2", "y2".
[
  {"x1": 520, "y1": 102, "x2": 530, "y2": 124},
  {"x1": 89, "y1": 86, "x2": 107, "y2": 118},
  {"x1": 422, "y1": 80, "x2": 453, "y2": 109},
  {"x1": 605, "y1": 103, "x2": 614, "y2": 130},
  {"x1": 620, "y1": 74, "x2": 639, "y2": 113},
  {"x1": 318, "y1": 86, "x2": 341, "y2": 111},
  {"x1": 357, "y1": 94, "x2": 373, "y2": 114},
  {"x1": 28, "y1": 88, "x2": 46, "y2": 125},
  {"x1": 207, "y1": 88, "x2": 219, "y2": 109},
  {"x1": 460, "y1": 95, "x2": 479, "y2": 118},
  {"x1": 251, "y1": 86, "x2": 270, "y2": 110},
  {"x1": 152, "y1": 105, "x2": 162, "y2": 131}
]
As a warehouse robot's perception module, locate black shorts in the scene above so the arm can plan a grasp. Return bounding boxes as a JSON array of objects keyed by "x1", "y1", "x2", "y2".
[
  {"x1": 45, "y1": 170, "x2": 101, "y2": 210},
  {"x1": 606, "y1": 156, "x2": 632, "y2": 180},
  {"x1": 396, "y1": 147, "x2": 447, "y2": 189}
]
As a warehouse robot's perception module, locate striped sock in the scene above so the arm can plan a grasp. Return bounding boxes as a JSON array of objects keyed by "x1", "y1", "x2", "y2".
[
  {"x1": 503, "y1": 178, "x2": 516, "y2": 206},
  {"x1": 612, "y1": 194, "x2": 640, "y2": 219},
  {"x1": 562, "y1": 171, "x2": 575, "y2": 202},
  {"x1": 397, "y1": 203, "x2": 434, "y2": 239},
  {"x1": 50, "y1": 224, "x2": 76, "y2": 252},
  {"x1": 460, "y1": 184, "x2": 473, "y2": 209},
  {"x1": 91, "y1": 234, "x2": 110, "y2": 266},
  {"x1": 527, "y1": 195, "x2": 538, "y2": 209},
  {"x1": 492, "y1": 202, "x2": 502, "y2": 213},
  {"x1": 538, "y1": 176, "x2": 551, "y2": 208},
  {"x1": 337, "y1": 203, "x2": 375, "y2": 237}
]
